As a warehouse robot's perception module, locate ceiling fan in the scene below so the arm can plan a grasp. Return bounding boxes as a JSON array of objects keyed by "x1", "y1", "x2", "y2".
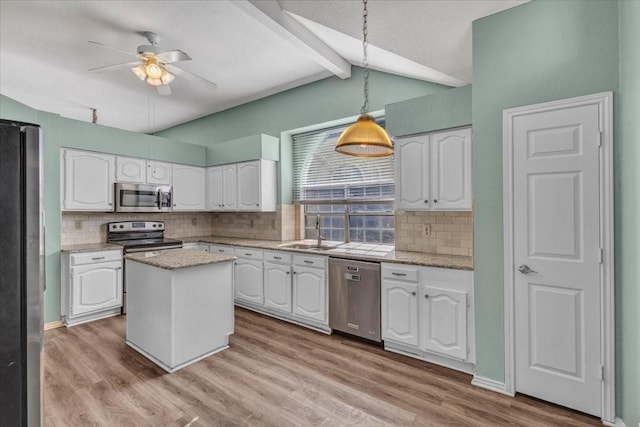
[{"x1": 88, "y1": 31, "x2": 217, "y2": 96}]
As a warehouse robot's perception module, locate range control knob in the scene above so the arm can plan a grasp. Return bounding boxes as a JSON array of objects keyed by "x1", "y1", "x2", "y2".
[
  {"x1": 119, "y1": 224, "x2": 124, "y2": 229},
  {"x1": 152, "y1": 224, "x2": 156, "y2": 228}
]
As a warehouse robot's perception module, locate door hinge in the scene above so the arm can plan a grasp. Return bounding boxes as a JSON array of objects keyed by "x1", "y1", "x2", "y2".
[
  {"x1": 597, "y1": 131, "x2": 603, "y2": 147},
  {"x1": 600, "y1": 365, "x2": 605, "y2": 381},
  {"x1": 466, "y1": 295, "x2": 470, "y2": 308},
  {"x1": 467, "y1": 346, "x2": 471, "y2": 355},
  {"x1": 599, "y1": 248, "x2": 604, "y2": 264}
]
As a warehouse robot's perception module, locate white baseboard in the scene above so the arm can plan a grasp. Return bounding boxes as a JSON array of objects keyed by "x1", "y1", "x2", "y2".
[
  {"x1": 44, "y1": 320, "x2": 64, "y2": 330},
  {"x1": 471, "y1": 375, "x2": 515, "y2": 397}
]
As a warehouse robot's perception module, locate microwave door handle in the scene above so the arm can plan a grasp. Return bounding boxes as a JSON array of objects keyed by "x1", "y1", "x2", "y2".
[{"x1": 157, "y1": 190, "x2": 161, "y2": 210}]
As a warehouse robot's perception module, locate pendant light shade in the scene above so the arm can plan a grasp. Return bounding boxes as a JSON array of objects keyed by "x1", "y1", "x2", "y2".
[
  {"x1": 335, "y1": 0, "x2": 393, "y2": 158},
  {"x1": 335, "y1": 114, "x2": 393, "y2": 157}
]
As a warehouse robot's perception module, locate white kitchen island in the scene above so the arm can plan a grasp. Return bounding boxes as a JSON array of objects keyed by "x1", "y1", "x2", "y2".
[{"x1": 124, "y1": 248, "x2": 236, "y2": 373}]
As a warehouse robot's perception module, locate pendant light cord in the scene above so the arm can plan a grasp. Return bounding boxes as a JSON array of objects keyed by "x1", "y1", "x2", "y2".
[{"x1": 361, "y1": 0, "x2": 369, "y2": 115}]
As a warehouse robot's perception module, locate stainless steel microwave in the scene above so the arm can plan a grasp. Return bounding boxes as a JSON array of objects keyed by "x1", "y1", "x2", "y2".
[{"x1": 115, "y1": 183, "x2": 172, "y2": 213}]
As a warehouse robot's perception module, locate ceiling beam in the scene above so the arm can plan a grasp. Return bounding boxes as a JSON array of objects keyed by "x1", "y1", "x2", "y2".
[{"x1": 231, "y1": 0, "x2": 351, "y2": 79}]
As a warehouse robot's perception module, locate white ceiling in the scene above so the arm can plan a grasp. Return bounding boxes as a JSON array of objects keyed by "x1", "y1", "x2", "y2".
[{"x1": 0, "y1": 0, "x2": 526, "y2": 134}]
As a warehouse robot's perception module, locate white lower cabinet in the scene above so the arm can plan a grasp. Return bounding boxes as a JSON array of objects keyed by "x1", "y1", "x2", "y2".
[
  {"x1": 234, "y1": 251, "x2": 264, "y2": 305},
  {"x1": 381, "y1": 263, "x2": 474, "y2": 373},
  {"x1": 264, "y1": 261, "x2": 292, "y2": 313},
  {"x1": 61, "y1": 250, "x2": 123, "y2": 326},
  {"x1": 292, "y1": 264, "x2": 326, "y2": 322}
]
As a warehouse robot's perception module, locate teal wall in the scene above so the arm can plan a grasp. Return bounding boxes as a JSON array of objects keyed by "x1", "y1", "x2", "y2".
[
  {"x1": 616, "y1": 0, "x2": 640, "y2": 423},
  {"x1": 385, "y1": 85, "x2": 472, "y2": 137},
  {"x1": 473, "y1": 0, "x2": 638, "y2": 424},
  {"x1": 205, "y1": 134, "x2": 280, "y2": 165},
  {"x1": 159, "y1": 67, "x2": 448, "y2": 203},
  {"x1": 0, "y1": 94, "x2": 206, "y2": 323}
]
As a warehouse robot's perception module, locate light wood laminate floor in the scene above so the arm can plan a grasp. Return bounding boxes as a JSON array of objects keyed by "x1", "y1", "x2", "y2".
[{"x1": 44, "y1": 308, "x2": 600, "y2": 426}]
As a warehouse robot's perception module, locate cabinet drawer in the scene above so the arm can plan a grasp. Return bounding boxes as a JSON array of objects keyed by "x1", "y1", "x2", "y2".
[
  {"x1": 236, "y1": 248, "x2": 264, "y2": 260},
  {"x1": 293, "y1": 254, "x2": 326, "y2": 269},
  {"x1": 382, "y1": 264, "x2": 419, "y2": 282},
  {"x1": 264, "y1": 251, "x2": 292, "y2": 264},
  {"x1": 209, "y1": 245, "x2": 235, "y2": 255},
  {"x1": 70, "y1": 250, "x2": 122, "y2": 266}
]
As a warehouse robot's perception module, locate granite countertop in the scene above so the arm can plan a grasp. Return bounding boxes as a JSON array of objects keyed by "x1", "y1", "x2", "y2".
[
  {"x1": 60, "y1": 242, "x2": 123, "y2": 253},
  {"x1": 124, "y1": 248, "x2": 236, "y2": 270},
  {"x1": 182, "y1": 236, "x2": 473, "y2": 270}
]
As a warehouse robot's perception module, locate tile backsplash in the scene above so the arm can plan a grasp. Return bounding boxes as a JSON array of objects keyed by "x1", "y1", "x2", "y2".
[
  {"x1": 395, "y1": 211, "x2": 473, "y2": 256},
  {"x1": 61, "y1": 205, "x2": 297, "y2": 246}
]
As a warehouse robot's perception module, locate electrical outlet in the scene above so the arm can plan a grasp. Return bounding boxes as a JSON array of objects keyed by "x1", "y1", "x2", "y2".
[
  {"x1": 191, "y1": 217, "x2": 197, "y2": 226},
  {"x1": 74, "y1": 220, "x2": 82, "y2": 230},
  {"x1": 422, "y1": 224, "x2": 431, "y2": 237}
]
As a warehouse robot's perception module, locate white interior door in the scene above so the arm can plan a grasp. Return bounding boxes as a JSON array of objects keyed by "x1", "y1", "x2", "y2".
[{"x1": 512, "y1": 102, "x2": 602, "y2": 416}]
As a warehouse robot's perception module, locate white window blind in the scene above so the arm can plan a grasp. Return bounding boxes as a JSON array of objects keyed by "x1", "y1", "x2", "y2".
[{"x1": 292, "y1": 120, "x2": 394, "y2": 202}]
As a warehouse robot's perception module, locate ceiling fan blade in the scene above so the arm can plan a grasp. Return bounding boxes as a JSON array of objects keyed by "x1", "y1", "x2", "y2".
[
  {"x1": 156, "y1": 85, "x2": 172, "y2": 96},
  {"x1": 89, "y1": 61, "x2": 143, "y2": 74},
  {"x1": 156, "y1": 49, "x2": 191, "y2": 64},
  {"x1": 88, "y1": 40, "x2": 140, "y2": 58},
  {"x1": 164, "y1": 64, "x2": 217, "y2": 90}
]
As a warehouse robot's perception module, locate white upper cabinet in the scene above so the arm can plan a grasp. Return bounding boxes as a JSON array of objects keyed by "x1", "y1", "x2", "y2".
[
  {"x1": 62, "y1": 149, "x2": 115, "y2": 211},
  {"x1": 395, "y1": 135, "x2": 430, "y2": 210},
  {"x1": 395, "y1": 127, "x2": 472, "y2": 211},
  {"x1": 115, "y1": 156, "x2": 146, "y2": 183},
  {"x1": 431, "y1": 128, "x2": 472, "y2": 210},
  {"x1": 172, "y1": 165, "x2": 206, "y2": 211},
  {"x1": 206, "y1": 160, "x2": 277, "y2": 212},
  {"x1": 146, "y1": 160, "x2": 172, "y2": 185},
  {"x1": 222, "y1": 164, "x2": 237, "y2": 210},
  {"x1": 206, "y1": 166, "x2": 224, "y2": 210}
]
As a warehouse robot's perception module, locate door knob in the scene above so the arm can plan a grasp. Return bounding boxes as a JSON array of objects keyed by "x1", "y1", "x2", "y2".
[{"x1": 518, "y1": 265, "x2": 538, "y2": 274}]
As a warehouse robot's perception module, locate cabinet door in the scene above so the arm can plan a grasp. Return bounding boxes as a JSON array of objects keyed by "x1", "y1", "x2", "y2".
[
  {"x1": 115, "y1": 156, "x2": 146, "y2": 183},
  {"x1": 63, "y1": 149, "x2": 115, "y2": 211},
  {"x1": 293, "y1": 266, "x2": 326, "y2": 321},
  {"x1": 146, "y1": 160, "x2": 172, "y2": 185},
  {"x1": 421, "y1": 286, "x2": 467, "y2": 360},
  {"x1": 234, "y1": 258, "x2": 264, "y2": 304},
  {"x1": 381, "y1": 279, "x2": 419, "y2": 346},
  {"x1": 222, "y1": 164, "x2": 237, "y2": 210},
  {"x1": 264, "y1": 262, "x2": 292, "y2": 313},
  {"x1": 431, "y1": 128, "x2": 472, "y2": 210},
  {"x1": 237, "y1": 161, "x2": 261, "y2": 211},
  {"x1": 70, "y1": 261, "x2": 122, "y2": 317},
  {"x1": 206, "y1": 166, "x2": 224, "y2": 210},
  {"x1": 173, "y1": 165, "x2": 205, "y2": 211},
  {"x1": 395, "y1": 136, "x2": 430, "y2": 210}
]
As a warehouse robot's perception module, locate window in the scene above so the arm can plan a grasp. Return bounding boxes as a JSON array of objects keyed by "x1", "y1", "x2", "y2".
[{"x1": 293, "y1": 119, "x2": 395, "y2": 244}]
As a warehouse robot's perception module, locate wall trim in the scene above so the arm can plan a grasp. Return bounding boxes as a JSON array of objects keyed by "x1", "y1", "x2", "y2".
[
  {"x1": 44, "y1": 320, "x2": 63, "y2": 331},
  {"x1": 471, "y1": 375, "x2": 514, "y2": 396},
  {"x1": 502, "y1": 92, "x2": 615, "y2": 424}
]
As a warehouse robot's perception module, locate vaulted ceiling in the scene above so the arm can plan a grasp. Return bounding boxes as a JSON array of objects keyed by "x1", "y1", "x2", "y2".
[{"x1": 0, "y1": 1, "x2": 526, "y2": 133}]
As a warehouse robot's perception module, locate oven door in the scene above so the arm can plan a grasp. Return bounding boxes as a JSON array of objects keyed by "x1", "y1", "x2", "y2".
[{"x1": 115, "y1": 183, "x2": 172, "y2": 212}]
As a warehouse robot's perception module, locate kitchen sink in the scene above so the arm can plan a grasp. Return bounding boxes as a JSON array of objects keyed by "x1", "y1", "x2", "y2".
[{"x1": 279, "y1": 243, "x2": 338, "y2": 251}]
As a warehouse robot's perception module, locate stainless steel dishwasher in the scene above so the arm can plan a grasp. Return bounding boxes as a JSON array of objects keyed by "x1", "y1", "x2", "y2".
[{"x1": 329, "y1": 258, "x2": 381, "y2": 343}]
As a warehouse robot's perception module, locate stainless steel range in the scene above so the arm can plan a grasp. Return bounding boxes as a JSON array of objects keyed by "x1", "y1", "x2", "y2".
[
  {"x1": 107, "y1": 221, "x2": 182, "y2": 253},
  {"x1": 107, "y1": 221, "x2": 183, "y2": 313}
]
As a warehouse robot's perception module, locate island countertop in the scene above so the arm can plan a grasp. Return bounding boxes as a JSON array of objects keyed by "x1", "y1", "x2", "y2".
[{"x1": 124, "y1": 248, "x2": 236, "y2": 270}]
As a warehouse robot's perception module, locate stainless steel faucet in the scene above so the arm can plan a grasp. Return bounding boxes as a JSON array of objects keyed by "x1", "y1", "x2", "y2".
[{"x1": 316, "y1": 214, "x2": 324, "y2": 246}]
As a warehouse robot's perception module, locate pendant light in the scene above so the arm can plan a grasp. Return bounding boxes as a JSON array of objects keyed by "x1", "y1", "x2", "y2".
[{"x1": 335, "y1": 0, "x2": 393, "y2": 158}]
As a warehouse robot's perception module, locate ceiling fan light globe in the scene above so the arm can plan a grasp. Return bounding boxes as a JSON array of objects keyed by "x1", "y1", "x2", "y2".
[
  {"x1": 161, "y1": 71, "x2": 175, "y2": 85},
  {"x1": 131, "y1": 65, "x2": 146, "y2": 81},
  {"x1": 146, "y1": 62, "x2": 162, "y2": 79}
]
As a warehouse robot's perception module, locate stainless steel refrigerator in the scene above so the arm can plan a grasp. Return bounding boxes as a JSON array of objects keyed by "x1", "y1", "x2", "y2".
[{"x1": 0, "y1": 119, "x2": 43, "y2": 426}]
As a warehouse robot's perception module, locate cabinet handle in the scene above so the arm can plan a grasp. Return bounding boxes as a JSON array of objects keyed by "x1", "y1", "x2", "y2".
[
  {"x1": 293, "y1": 271, "x2": 298, "y2": 275},
  {"x1": 424, "y1": 294, "x2": 429, "y2": 299},
  {"x1": 303, "y1": 260, "x2": 313, "y2": 264},
  {"x1": 286, "y1": 271, "x2": 290, "y2": 275},
  {"x1": 433, "y1": 199, "x2": 438, "y2": 203},
  {"x1": 108, "y1": 203, "x2": 113, "y2": 206},
  {"x1": 244, "y1": 253, "x2": 252, "y2": 256},
  {"x1": 274, "y1": 256, "x2": 282, "y2": 260},
  {"x1": 91, "y1": 257, "x2": 106, "y2": 261},
  {"x1": 234, "y1": 262, "x2": 238, "y2": 265},
  {"x1": 256, "y1": 204, "x2": 259, "y2": 207},
  {"x1": 424, "y1": 200, "x2": 429, "y2": 203},
  {"x1": 411, "y1": 291, "x2": 416, "y2": 296},
  {"x1": 392, "y1": 272, "x2": 406, "y2": 276}
]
